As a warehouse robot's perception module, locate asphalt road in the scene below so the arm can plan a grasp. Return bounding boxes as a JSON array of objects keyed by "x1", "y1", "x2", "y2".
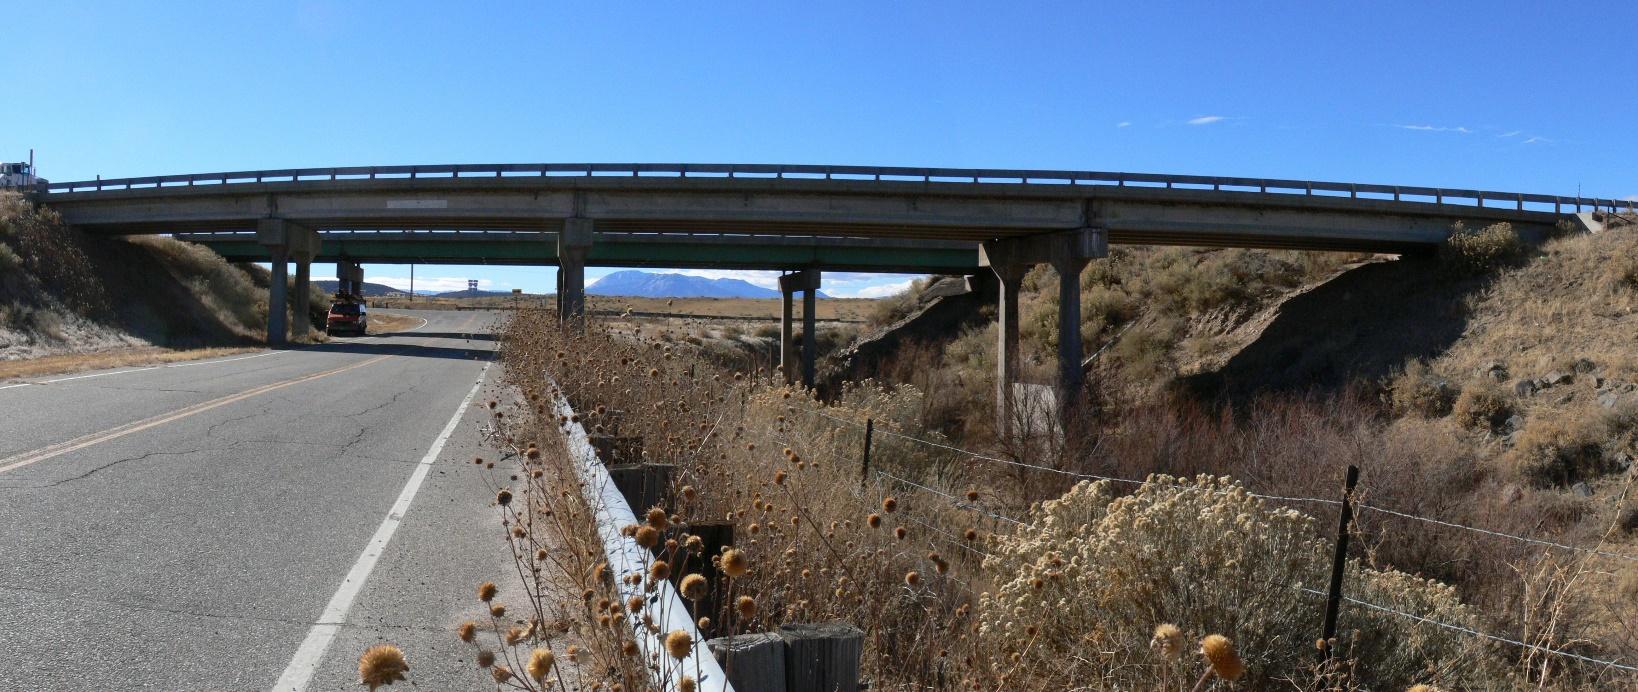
[{"x1": 0, "y1": 309, "x2": 528, "y2": 690}]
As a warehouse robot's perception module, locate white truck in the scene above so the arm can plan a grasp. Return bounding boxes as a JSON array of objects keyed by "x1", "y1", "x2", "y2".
[{"x1": 0, "y1": 160, "x2": 46, "y2": 190}]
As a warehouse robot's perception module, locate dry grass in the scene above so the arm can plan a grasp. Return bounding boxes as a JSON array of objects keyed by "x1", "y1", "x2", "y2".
[
  {"x1": 365, "y1": 311, "x2": 424, "y2": 334},
  {"x1": 0, "y1": 346, "x2": 259, "y2": 380}
]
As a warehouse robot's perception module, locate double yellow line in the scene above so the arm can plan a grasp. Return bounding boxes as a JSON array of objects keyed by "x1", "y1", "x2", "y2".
[{"x1": 0, "y1": 354, "x2": 393, "y2": 475}]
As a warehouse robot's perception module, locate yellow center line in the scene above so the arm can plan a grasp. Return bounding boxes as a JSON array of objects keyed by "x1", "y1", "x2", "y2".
[{"x1": 0, "y1": 354, "x2": 394, "y2": 476}]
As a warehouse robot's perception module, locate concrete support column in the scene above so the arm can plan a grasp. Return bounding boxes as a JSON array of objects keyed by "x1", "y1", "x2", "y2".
[
  {"x1": 779, "y1": 270, "x2": 822, "y2": 388},
  {"x1": 803, "y1": 282, "x2": 818, "y2": 388},
  {"x1": 336, "y1": 261, "x2": 363, "y2": 298},
  {"x1": 257, "y1": 218, "x2": 319, "y2": 347},
  {"x1": 1052, "y1": 255, "x2": 1091, "y2": 407},
  {"x1": 990, "y1": 263, "x2": 1027, "y2": 440},
  {"x1": 780, "y1": 286, "x2": 795, "y2": 384},
  {"x1": 292, "y1": 258, "x2": 312, "y2": 337},
  {"x1": 268, "y1": 248, "x2": 290, "y2": 346},
  {"x1": 558, "y1": 218, "x2": 594, "y2": 323}
]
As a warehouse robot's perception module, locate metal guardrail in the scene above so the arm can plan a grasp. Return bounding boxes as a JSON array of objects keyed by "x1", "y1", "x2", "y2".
[{"x1": 37, "y1": 163, "x2": 1637, "y2": 215}]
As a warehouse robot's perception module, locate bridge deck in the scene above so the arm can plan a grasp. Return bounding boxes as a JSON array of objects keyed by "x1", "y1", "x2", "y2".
[{"x1": 33, "y1": 163, "x2": 1624, "y2": 269}]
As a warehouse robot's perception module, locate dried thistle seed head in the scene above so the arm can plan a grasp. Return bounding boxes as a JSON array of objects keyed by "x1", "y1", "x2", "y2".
[
  {"x1": 736, "y1": 595, "x2": 757, "y2": 618},
  {"x1": 489, "y1": 603, "x2": 506, "y2": 618},
  {"x1": 1150, "y1": 624, "x2": 1184, "y2": 660},
  {"x1": 679, "y1": 675, "x2": 697, "y2": 692},
  {"x1": 964, "y1": 528, "x2": 979, "y2": 541},
  {"x1": 882, "y1": 497, "x2": 898, "y2": 513},
  {"x1": 476, "y1": 649, "x2": 496, "y2": 668},
  {"x1": 721, "y1": 549, "x2": 749, "y2": 577},
  {"x1": 664, "y1": 629, "x2": 693, "y2": 659},
  {"x1": 905, "y1": 571, "x2": 921, "y2": 586},
  {"x1": 867, "y1": 513, "x2": 882, "y2": 528},
  {"x1": 526, "y1": 648, "x2": 555, "y2": 683},
  {"x1": 646, "y1": 507, "x2": 669, "y2": 529},
  {"x1": 648, "y1": 560, "x2": 671, "y2": 581},
  {"x1": 773, "y1": 471, "x2": 786, "y2": 485},
  {"x1": 697, "y1": 616, "x2": 712, "y2": 631},
  {"x1": 634, "y1": 526, "x2": 660, "y2": 548},
  {"x1": 456, "y1": 621, "x2": 476, "y2": 643},
  {"x1": 358, "y1": 644, "x2": 409, "y2": 691},
  {"x1": 478, "y1": 582, "x2": 498, "y2": 602},
  {"x1": 505, "y1": 626, "x2": 526, "y2": 646},
  {"x1": 490, "y1": 665, "x2": 513, "y2": 683},
  {"x1": 680, "y1": 574, "x2": 708, "y2": 601},
  {"x1": 621, "y1": 640, "x2": 639, "y2": 656},
  {"x1": 1200, "y1": 634, "x2": 1244, "y2": 681},
  {"x1": 895, "y1": 527, "x2": 907, "y2": 540}
]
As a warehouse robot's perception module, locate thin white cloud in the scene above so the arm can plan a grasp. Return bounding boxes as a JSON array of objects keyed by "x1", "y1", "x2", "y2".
[
  {"x1": 1396, "y1": 124, "x2": 1472, "y2": 133},
  {"x1": 1498, "y1": 130, "x2": 1522, "y2": 138},
  {"x1": 846, "y1": 279, "x2": 919, "y2": 299},
  {"x1": 1522, "y1": 136, "x2": 1552, "y2": 145},
  {"x1": 1186, "y1": 115, "x2": 1225, "y2": 126},
  {"x1": 1623, "y1": 194, "x2": 1637, "y2": 202},
  {"x1": 371, "y1": 275, "x2": 491, "y2": 293},
  {"x1": 1116, "y1": 121, "x2": 1131, "y2": 128}
]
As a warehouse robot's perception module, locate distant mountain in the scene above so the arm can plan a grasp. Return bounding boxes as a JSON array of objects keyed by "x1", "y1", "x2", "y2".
[
  {"x1": 313, "y1": 280, "x2": 405, "y2": 297},
  {"x1": 588, "y1": 270, "x2": 829, "y2": 299}
]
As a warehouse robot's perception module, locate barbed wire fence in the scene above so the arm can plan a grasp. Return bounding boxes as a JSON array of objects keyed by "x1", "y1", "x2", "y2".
[{"x1": 776, "y1": 405, "x2": 1638, "y2": 676}]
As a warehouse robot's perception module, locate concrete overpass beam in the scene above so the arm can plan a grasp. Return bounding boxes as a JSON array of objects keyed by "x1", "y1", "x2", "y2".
[
  {"x1": 257, "y1": 218, "x2": 319, "y2": 346},
  {"x1": 558, "y1": 218, "x2": 594, "y2": 323},
  {"x1": 778, "y1": 270, "x2": 822, "y2": 388},
  {"x1": 980, "y1": 227, "x2": 1107, "y2": 431}
]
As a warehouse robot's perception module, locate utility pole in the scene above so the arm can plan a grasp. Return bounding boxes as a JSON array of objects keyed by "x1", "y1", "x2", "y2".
[{"x1": 409, "y1": 264, "x2": 414, "y2": 302}]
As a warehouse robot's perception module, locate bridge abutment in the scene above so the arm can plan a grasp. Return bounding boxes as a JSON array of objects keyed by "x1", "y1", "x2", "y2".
[
  {"x1": 257, "y1": 219, "x2": 319, "y2": 346},
  {"x1": 981, "y1": 227, "x2": 1108, "y2": 434},
  {"x1": 778, "y1": 270, "x2": 822, "y2": 388}
]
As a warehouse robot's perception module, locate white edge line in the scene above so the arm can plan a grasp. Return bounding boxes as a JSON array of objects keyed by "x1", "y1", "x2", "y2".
[
  {"x1": 41, "y1": 366, "x2": 161, "y2": 383},
  {"x1": 271, "y1": 361, "x2": 491, "y2": 692},
  {"x1": 0, "y1": 383, "x2": 30, "y2": 390}
]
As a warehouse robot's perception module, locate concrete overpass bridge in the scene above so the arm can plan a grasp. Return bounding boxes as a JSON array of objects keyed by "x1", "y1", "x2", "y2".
[{"x1": 30, "y1": 162, "x2": 1633, "y2": 430}]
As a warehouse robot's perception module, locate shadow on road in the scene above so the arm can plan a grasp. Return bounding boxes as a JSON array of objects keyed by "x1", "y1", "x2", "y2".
[{"x1": 296, "y1": 339, "x2": 493, "y2": 362}]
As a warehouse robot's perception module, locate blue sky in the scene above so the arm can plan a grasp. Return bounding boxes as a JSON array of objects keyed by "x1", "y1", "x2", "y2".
[{"x1": 5, "y1": 2, "x2": 1634, "y2": 297}]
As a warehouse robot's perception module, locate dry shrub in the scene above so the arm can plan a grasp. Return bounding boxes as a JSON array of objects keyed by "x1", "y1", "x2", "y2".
[
  {"x1": 978, "y1": 475, "x2": 1501, "y2": 689},
  {"x1": 1453, "y1": 379, "x2": 1515, "y2": 432},
  {"x1": 1507, "y1": 411, "x2": 1616, "y2": 487},
  {"x1": 1440, "y1": 222, "x2": 1523, "y2": 276},
  {"x1": 1389, "y1": 359, "x2": 1455, "y2": 418}
]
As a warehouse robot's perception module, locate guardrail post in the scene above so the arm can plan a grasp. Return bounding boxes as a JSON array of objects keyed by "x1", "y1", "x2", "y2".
[{"x1": 1320, "y1": 465, "x2": 1360, "y2": 666}]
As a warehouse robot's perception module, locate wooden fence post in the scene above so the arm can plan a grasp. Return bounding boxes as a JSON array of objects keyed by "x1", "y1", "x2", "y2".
[
  {"x1": 859, "y1": 418, "x2": 874, "y2": 488},
  {"x1": 1320, "y1": 465, "x2": 1360, "y2": 664}
]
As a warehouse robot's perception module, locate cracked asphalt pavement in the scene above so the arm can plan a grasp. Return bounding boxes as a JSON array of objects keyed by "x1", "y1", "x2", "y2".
[{"x1": 0, "y1": 309, "x2": 530, "y2": 690}]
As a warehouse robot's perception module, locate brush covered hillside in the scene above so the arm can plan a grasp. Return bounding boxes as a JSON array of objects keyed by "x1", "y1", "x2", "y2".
[
  {"x1": 0, "y1": 192, "x2": 323, "y2": 361},
  {"x1": 838, "y1": 215, "x2": 1638, "y2": 683}
]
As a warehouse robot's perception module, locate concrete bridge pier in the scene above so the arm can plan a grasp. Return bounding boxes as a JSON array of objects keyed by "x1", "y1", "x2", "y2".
[
  {"x1": 557, "y1": 218, "x2": 593, "y2": 323},
  {"x1": 980, "y1": 227, "x2": 1108, "y2": 434},
  {"x1": 336, "y1": 261, "x2": 364, "y2": 297},
  {"x1": 257, "y1": 219, "x2": 320, "y2": 346},
  {"x1": 778, "y1": 269, "x2": 822, "y2": 387}
]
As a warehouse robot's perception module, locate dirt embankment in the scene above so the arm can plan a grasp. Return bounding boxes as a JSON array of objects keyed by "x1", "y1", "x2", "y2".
[{"x1": 0, "y1": 191, "x2": 326, "y2": 364}]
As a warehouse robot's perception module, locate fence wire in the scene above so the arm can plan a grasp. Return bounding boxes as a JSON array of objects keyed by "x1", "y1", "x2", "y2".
[{"x1": 801, "y1": 407, "x2": 1638, "y2": 564}]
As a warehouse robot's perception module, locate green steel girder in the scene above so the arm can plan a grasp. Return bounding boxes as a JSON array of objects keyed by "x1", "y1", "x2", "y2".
[{"x1": 192, "y1": 238, "x2": 980, "y2": 272}]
